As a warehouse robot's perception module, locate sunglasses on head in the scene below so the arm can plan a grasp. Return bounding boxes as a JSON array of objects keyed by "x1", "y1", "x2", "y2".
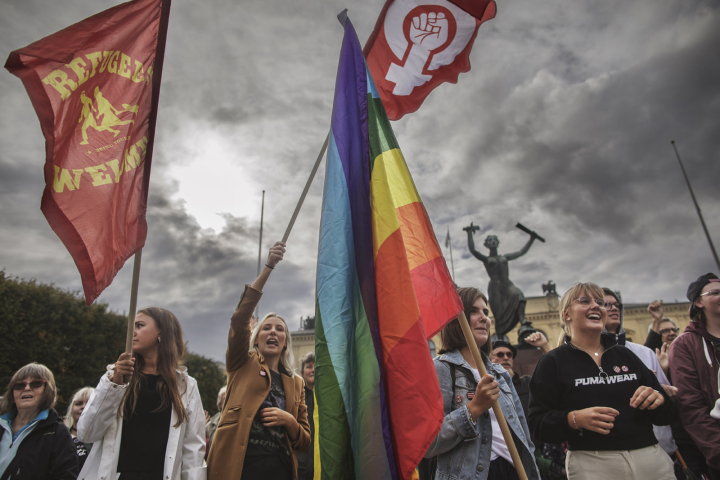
[
  {"x1": 492, "y1": 351, "x2": 513, "y2": 359},
  {"x1": 12, "y1": 380, "x2": 46, "y2": 391}
]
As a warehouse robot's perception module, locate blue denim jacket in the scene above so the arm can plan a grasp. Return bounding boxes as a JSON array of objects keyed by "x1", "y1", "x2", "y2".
[{"x1": 425, "y1": 350, "x2": 540, "y2": 480}]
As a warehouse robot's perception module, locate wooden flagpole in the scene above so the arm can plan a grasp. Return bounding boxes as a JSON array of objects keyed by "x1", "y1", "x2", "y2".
[
  {"x1": 256, "y1": 190, "x2": 265, "y2": 318},
  {"x1": 447, "y1": 226, "x2": 456, "y2": 282},
  {"x1": 282, "y1": 133, "x2": 330, "y2": 243},
  {"x1": 457, "y1": 311, "x2": 528, "y2": 480},
  {"x1": 124, "y1": 249, "x2": 143, "y2": 353}
]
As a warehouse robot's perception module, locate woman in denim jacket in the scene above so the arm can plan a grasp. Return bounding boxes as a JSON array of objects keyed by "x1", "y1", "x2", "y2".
[{"x1": 425, "y1": 287, "x2": 540, "y2": 480}]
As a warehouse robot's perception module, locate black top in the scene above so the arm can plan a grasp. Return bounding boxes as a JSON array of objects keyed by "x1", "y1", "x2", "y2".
[
  {"x1": 118, "y1": 374, "x2": 172, "y2": 473},
  {"x1": 72, "y1": 434, "x2": 92, "y2": 471},
  {"x1": 512, "y1": 372, "x2": 532, "y2": 417},
  {"x1": 644, "y1": 329, "x2": 663, "y2": 352},
  {"x1": 0, "y1": 409, "x2": 78, "y2": 480},
  {"x1": 528, "y1": 334, "x2": 677, "y2": 452},
  {"x1": 242, "y1": 369, "x2": 293, "y2": 479}
]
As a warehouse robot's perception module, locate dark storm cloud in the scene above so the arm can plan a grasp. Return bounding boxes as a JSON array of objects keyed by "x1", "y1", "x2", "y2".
[{"x1": 1, "y1": 0, "x2": 718, "y2": 359}]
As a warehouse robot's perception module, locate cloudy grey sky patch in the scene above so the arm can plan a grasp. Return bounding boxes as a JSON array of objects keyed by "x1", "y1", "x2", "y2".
[{"x1": 1, "y1": 0, "x2": 718, "y2": 360}]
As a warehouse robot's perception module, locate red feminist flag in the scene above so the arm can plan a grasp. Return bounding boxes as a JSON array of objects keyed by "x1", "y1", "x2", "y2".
[
  {"x1": 364, "y1": 0, "x2": 496, "y2": 120},
  {"x1": 5, "y1": 0, "x2": 171, "y2": 304}
]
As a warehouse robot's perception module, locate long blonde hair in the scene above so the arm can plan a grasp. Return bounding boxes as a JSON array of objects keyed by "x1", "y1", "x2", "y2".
[
  {"x1": 556, "y1": 282, "x2": 605, "y2": 347},
  {"x1": 249, "y1": 312, "x2": 296, "y2": 376},
  {"x1": 64, "y1": 387, "x2": 94, "y2": 430}
]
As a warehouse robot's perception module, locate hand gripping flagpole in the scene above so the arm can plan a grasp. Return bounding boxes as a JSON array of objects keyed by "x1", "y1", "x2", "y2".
[
  {"x1": 124, "y1": 249, "x2": 143, "y2": 353},
  {"x1": 282, "y1": 133, "x2": 330, "y2": 243},
  {"x1": 457, "y1": 310, "x2": 529, "y2": 480}
]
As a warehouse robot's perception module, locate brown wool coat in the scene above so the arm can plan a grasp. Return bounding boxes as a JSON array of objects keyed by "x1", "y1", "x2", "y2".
[{"x1": 207, "y1": 285, "x2": 310, "y2": 480}]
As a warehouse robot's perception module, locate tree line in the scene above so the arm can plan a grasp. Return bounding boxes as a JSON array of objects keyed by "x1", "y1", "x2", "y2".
[{"x1": 0, "y1": 271, "x2": 225, "y2": 416}]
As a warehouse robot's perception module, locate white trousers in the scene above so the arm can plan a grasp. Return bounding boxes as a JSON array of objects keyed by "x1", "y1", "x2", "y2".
[{"x1": 566, "y1": 444, "x2": 674, "y2": 480}]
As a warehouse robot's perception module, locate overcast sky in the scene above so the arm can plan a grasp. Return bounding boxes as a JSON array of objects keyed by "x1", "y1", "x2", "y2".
[{"x1": 1, "y1": 0, "x2": 718, "y2": 361}]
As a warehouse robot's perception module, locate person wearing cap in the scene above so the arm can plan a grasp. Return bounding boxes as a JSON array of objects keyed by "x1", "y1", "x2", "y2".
[{"x1": 669, "y1": 273, "x2": 720, "y2": 479}]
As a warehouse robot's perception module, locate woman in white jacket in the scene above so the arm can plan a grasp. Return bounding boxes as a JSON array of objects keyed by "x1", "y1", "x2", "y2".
[{"x1": 77, "y1": 307, "x2": 207, "y2": 480}]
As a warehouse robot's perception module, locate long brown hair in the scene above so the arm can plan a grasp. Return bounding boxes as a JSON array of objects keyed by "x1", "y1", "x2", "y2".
[
  {"x1": 119, "y1": 307, "x2": 188, "y2": 427},
  {"x1": 439, "y1": 287, "x2": 492, "y2": 357}
]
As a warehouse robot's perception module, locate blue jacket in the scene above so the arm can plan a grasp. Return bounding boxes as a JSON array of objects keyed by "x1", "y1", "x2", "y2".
[{"x1": 425, "y1": 349, "x2": 540, "y2": 480}]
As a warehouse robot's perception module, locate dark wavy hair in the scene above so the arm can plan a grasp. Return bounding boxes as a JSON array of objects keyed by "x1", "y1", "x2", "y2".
[{"x1": 439, "y1": 287, "x2": 492, "y2": 356}]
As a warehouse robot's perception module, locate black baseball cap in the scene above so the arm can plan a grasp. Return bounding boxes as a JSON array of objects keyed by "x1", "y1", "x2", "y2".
[
  {"x1": 687, "y1": 273, "x2": 719, "y2": 318},
  {"x1": 491, "y1": 340, "x2": 517, "y2": 358}
]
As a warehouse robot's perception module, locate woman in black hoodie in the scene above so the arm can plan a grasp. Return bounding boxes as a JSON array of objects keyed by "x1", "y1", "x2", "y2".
[{"x1": 528, "y1": 283, "x2": 676, "y2": 480}]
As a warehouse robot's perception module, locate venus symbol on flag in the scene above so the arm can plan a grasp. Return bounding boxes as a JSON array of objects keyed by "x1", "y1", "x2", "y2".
[{"x1": 365, "y1": 0, "x2": 497, "y2": 120}]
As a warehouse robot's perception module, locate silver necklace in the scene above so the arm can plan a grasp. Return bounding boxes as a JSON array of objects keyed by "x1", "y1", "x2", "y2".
[{"x1": 570, "y1": 342, "x2": 603, "y2": 357}]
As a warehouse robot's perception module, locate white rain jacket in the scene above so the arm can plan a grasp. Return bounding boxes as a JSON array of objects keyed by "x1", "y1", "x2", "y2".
[{"x1": 77, "y1": 365, "x2": 207, "y2": 480}]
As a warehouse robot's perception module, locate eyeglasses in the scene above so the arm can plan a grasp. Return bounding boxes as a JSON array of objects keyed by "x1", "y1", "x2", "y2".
[
  {"x1": 700, "y1": 289, "x2": 720, "y2": 298},
  {"x1": 492, "y1": 351, "x2": 513, "y2": 359},
  {"x1": 573, "y1": 297, "x2": 607, "y2": 308},
  {"x1": 605, "y1": 302, "x2": 622, "y2": 311},
  {"x1": 659, "y1": 327, "x2": 679, "y2": 336},
  {"x1": 12, "y1": 380, "x2": 46, "y2": 391}
]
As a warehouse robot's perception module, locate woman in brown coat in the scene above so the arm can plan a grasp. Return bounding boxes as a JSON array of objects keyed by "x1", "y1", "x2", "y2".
[{"x1": 207, "y1": 242, "x2": 311, "y2": 480}]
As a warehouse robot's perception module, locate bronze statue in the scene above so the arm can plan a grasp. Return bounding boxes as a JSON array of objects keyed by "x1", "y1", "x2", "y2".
[{"x1": 464, "y1": 222, "x2": 543, "y2": 338}]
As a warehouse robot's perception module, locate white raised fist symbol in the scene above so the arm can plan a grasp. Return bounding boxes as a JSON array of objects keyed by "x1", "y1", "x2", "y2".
[
  {"x1": 410, "y1": 12, "x2": 449, "y2": 50},
  {"x1": 386, "y1": 8, "x2": 454, "y2": 96}
]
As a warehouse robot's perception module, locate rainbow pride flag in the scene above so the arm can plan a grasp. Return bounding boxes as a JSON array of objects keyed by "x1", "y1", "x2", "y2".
[{"x1": 314, "y1": 13, "x2": 462, "y2": 480}]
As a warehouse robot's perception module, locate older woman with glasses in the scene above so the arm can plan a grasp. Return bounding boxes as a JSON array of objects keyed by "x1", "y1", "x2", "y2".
[
  {"x1": 528, "y1": 283, "x2": 677, "y2": 480},
  {"x1": 0, "y1": 363, "x2": 78, "y2": 479}
]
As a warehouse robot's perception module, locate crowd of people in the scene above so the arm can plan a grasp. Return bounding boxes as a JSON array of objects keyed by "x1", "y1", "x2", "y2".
[{"x1": 0, "y1": 240, "x2": 718, "y2": 480}]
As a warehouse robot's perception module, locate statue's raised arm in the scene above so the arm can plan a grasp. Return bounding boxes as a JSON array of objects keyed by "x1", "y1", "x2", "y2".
[
  {"x1": 505, "y1": 233, "x2": 537, "y2": 261},
  {"x1": 463, "y1": 222, "x2": 487, "y2": 263}
]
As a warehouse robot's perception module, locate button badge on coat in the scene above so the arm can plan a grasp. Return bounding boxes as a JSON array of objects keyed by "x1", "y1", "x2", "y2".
[
  {"x1": 467, "y1": 392, "x2": 475, "y2": 400},
  {"x1": 456, "y1": 395, "x2": 463, "y2": 404}
]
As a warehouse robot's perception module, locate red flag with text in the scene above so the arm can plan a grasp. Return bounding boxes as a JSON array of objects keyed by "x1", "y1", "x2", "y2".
[
  {"x1": 364, "y1": 0, "x2": 496, "y2": 120},
  {"x1": 5, "y1": 0, "x2": 171, "y2": 304}
]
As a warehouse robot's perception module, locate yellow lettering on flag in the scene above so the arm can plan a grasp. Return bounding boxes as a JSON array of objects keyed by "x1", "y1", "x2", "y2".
[
  {"x1": 42, "y1": 70, "x2": 77, "y2": 100},
  {"x1": 99, "y1": 51, "x2": 114, "y2": 73},
  {"x1": 106, "y1": 159, "x2": 124, "y2": 182},
  {"x1": 107, "y1": 51, "x2": 120, "y2": 74},
  {"x1": 118, "y1": 54, "x2": 133, "y2": 79},
  {"x1": 53, "y1": 166, "x2": 76, "y2": 193},
  {"x1": 85, "y1": 52, "x2": 103, "y2": 78},
  {"x1": 131, "y1": 60, "x2": 145, "y2": 83},
  {"x1": 67, "y1": 57, "x2": 89, "y2": 87},
  {"x1": 85, "y1": 164, "x2": 113, "y2": 186}
]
